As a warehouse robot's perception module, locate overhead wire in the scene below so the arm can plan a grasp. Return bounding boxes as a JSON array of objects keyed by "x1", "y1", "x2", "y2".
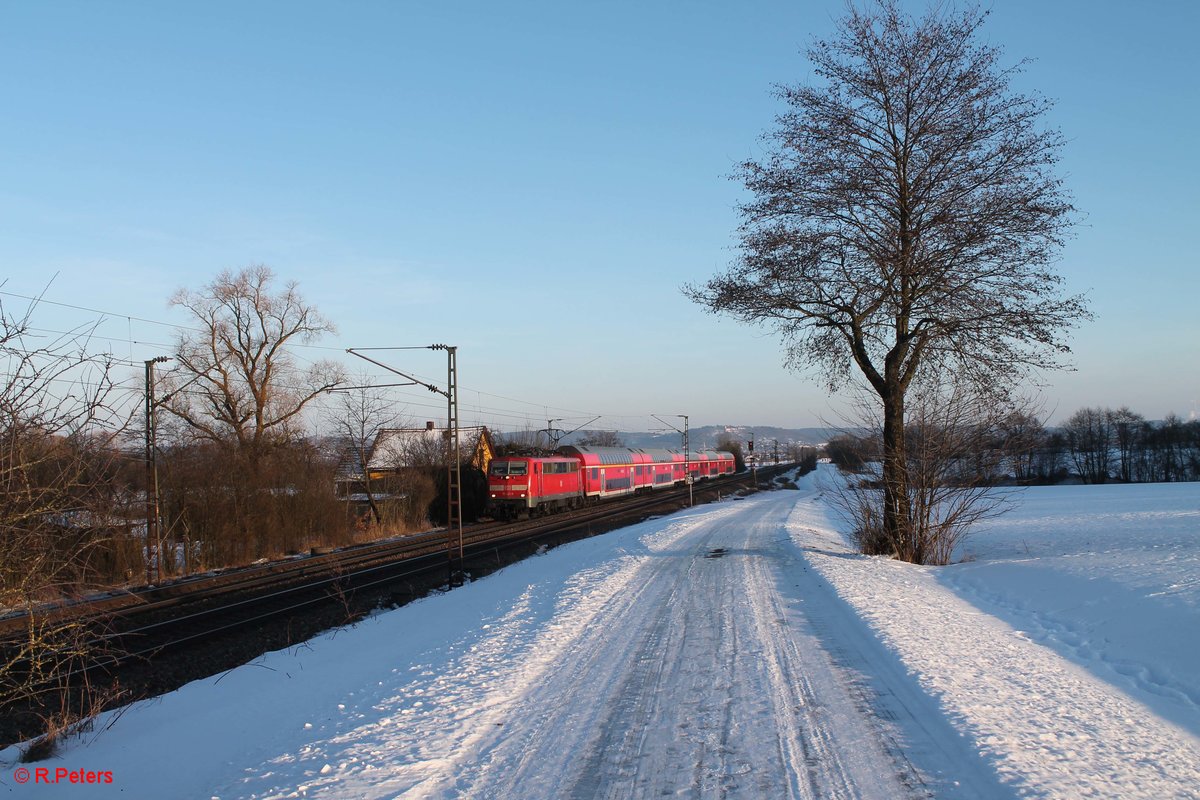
[{"x1": 2, "y1": 289, "x2": 671, "y2": 433}]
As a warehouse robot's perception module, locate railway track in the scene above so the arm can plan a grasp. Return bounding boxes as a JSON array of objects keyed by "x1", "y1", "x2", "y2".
[{"x1": 0, "y1": 467, "x2": 790, "y2": 747}]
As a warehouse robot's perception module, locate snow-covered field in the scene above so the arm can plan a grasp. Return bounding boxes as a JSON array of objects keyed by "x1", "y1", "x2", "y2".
[{"x1": 2, "y1": 466, "x2": 1197, "y2": 798}]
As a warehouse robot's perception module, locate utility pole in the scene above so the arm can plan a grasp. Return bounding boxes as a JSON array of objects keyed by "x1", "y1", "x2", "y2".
[
  {"x1": 749, "y1": 437, "x2": 757, "y2": 487},
  {"x1": 651, "y1": 414, "x2": 691, "y2": 506},
  {"x1": 546, "y1": 419, "x2": 564, "y2": 450},
  {"x1": 144, "y1": 356, "x2": 170, "y2": 584},
  {"x1": 682, "y1": 415, "x2": 691, "y2": 507},
  {"x1": 433, "y1": 344, "x2": 463, "y2": 585},
  {"x1": 542, "y1": 416, "x2": 599, "y2": 451},
  {"x1": 346, "y1": 345, "x2": 463, "y2": 586}
]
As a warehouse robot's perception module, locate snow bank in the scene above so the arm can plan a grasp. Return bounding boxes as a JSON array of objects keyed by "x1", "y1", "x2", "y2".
[{"x1": 791, "y1": 468, "x2": 1200, "y2": 798}]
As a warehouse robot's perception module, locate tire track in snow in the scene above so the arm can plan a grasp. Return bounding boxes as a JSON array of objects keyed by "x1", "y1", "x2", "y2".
[
  {"x1": 449, "y1": 510, "x2": 744, "y2": 798},
  {"x1": 454, "y1": 496, "x2": 922, "y2": 800},
  {"x1": 567, "y1": 520, "x2": 750, "y2": 799},
  {"x1": 731, "y1": 496, "x2": 925, "y2": 800}
]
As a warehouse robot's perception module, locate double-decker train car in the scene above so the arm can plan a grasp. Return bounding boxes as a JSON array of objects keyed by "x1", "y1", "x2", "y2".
[{"x1": 487, "y1": 445, "x2": 735, "y2": 519}]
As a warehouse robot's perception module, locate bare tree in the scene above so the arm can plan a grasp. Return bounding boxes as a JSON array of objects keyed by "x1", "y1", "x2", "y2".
[
  {"x1": 1160, "y1": 414, "x2": 1199, "y2": 482},
  {"x1": 995, "y1": 409, "x2": 1046, "y2": 483},
  {"x1": 0, "y1": 294, "x2": 126, "y2": 598},
  {"x1": 1110, "y1": 406, "x2": 1144, "y2": 483},
  {"x1": 326, "y1": 377, "x2": 405, "y2": 525},
  {"x1": 688, "y1": 1, "x2": 1089, "y2": 562},
  {"x1": 0, "y1": 292, "x2": 130, "y2": 749},
  {"x1": 786, "y1": 443, "x2": 820, "y2": 472},
  {"x1": 1136, "y1": 413, "x2": 1198, "y2": 483},
  {"x1": 1063, "y1": 407, "x2": 1112, "y2": 484},
  {"x1": 1034, "y1": 431, "x2": 1069, "y2": 484},
  {"x1": 576, "y1": 430, "x2": 624, "y2": 447},
  {"x1": 714, "y1": 433, "x2": 746, "y2": 471},
  {"x1": 165, "y1": 265, "x2": 343, "y2": 457},
  {"x1": 493, "y1": 428, "x2": 551, "y2": 455},
  {"x1": 158, "y1": 266, "x2": 347, "y2": 567}
]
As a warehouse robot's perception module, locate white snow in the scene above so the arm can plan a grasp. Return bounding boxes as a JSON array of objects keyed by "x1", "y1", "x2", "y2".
[
  {"x1": 799, "y1": 470, "x2": 1200, "y2": 798},
  {"x1": 2, "y1": 466, "x2": 1198, "y2": 799}
]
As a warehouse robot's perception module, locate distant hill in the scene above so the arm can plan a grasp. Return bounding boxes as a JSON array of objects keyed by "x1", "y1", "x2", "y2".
[{"x1": 561, "y1": 425, "x2": 835, "y2": 450}]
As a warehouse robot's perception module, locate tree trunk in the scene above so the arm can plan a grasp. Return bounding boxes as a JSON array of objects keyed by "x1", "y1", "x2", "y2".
[
  {"x1": 880, "y1": 389, "x2": 914, "y2": 561},
  {"x1": 364, "y1": 480, "x2": 382, "y2": 525}
]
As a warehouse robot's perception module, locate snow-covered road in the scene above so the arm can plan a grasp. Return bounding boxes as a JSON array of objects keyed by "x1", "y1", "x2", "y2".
[
  {"x1": 381, "y1": 495, "x2": 923, "y2": 800},
  {"x1": 4, "y1": 472, "x2": 1199, "y2": 799},
  {"x1": 240, "y1": 493, "x2": 955, "y2": 799}
]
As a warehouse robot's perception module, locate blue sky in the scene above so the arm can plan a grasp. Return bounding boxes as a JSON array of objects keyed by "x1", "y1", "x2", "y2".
[{"x1": 1, "y1": 1, "x2": 1196, "y2": 432}]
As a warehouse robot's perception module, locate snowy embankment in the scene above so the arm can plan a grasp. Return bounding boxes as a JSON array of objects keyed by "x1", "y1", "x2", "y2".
[
  {"x1": 2, "y1": 467, "x2": 1197, "y2": 799},
  {"x1": 797, "y1": 467, "x2": 1200, "y2": 798}
]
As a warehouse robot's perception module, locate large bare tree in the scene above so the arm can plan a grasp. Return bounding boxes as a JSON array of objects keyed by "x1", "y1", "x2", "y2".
[
  {"x1": 688, "y1": 1, "x2": 1089, "y2": 561},
  {"x1": 166, "y1": 265, "x2": 343, "y2": 457},
  {"x1": 159, "y1": 267, "x2": 346, "y2": 567}
]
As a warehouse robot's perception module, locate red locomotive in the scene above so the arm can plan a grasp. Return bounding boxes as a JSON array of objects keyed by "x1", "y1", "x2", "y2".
[{"x1": 487, "y1": 445, "x2": 736, "y2": 519}]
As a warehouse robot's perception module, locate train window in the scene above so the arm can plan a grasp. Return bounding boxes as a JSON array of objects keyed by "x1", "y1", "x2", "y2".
[
  {"x1": 591, "y1": 468, "x2": 599, "y2": 480},
  {"x1": 507, "y1": 462, "x2": 527, "y2": 476}
]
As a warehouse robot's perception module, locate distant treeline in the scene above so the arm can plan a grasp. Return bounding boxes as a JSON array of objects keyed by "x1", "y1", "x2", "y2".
[
  {"x1": 824, "y1": 406, "x2": 1200, "y2": 485},
  {"x1": 1058, "y1": 407, "x2": 1199, "y2": 484}
]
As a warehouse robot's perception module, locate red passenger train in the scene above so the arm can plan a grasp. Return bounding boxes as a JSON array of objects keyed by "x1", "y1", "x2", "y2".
[{"x1": 486, "y1": 445, "x2": 736, "y2": 519}]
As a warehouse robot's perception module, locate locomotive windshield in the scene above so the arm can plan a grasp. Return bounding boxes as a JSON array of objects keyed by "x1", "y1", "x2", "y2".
[{"x1": 489, "y1": 460, "x2": 527, "y2": 476}]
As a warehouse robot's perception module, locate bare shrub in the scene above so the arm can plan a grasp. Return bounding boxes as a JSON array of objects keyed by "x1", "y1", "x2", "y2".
[
  {"x1": 159, "y1": 441, "x2": 347, "y2": 569},
  {"x1": 824, "y1": 434, "x2": 876, "y2": 473},
  {"x1": 0, "y1": 290, "x2": 130, "y2": 744},
  {"x1": 901, "y1": 383, "x2": 1013, "y2": 565},
  {"x1": 17, "y1": 650, "x2": 131, "y2": 762},
  {"x1": 827, "y1": 380, "x2": 1017, "y2": 565}
]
